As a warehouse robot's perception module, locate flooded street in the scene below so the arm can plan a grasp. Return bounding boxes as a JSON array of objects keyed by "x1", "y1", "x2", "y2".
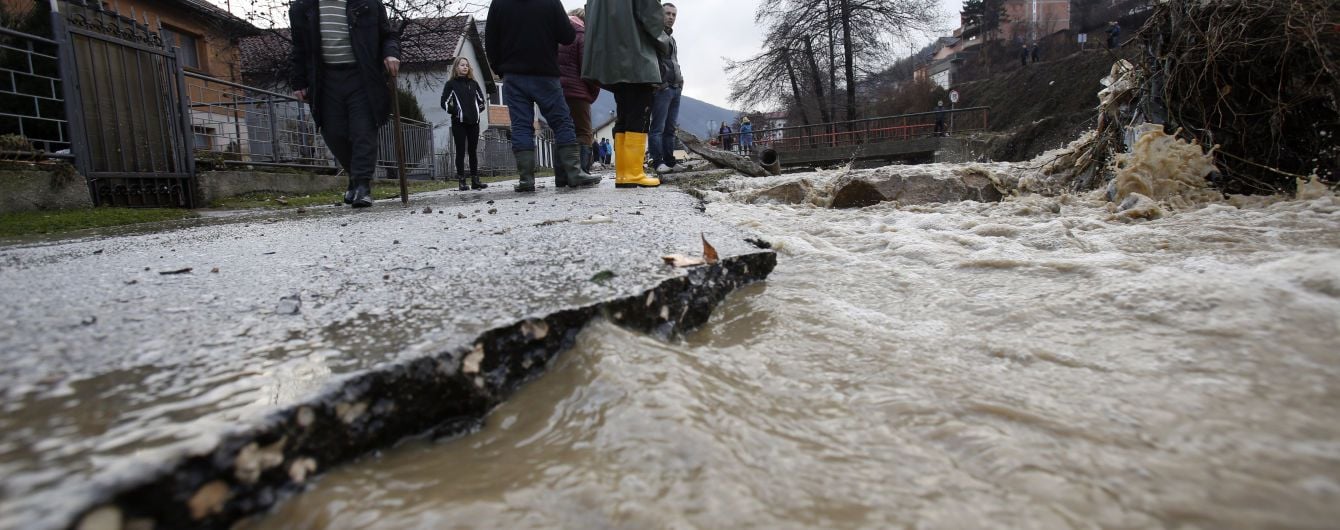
[{"x1": 246, "y1": 169, "x2": 1340, "y2": 530}]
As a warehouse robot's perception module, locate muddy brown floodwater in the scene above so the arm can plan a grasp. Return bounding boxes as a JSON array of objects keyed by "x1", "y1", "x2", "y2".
[{"x1": 245, "y1": 171, "x2": 1340, "y2": 530}]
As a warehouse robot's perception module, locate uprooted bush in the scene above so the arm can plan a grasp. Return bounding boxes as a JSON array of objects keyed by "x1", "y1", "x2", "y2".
[
  {"x1": 1066, "y1": 0, "x2": 1338, "y2": 195},
  {"x1": 1139, "y1": 0, "x2": 1338, "y2": 194}
]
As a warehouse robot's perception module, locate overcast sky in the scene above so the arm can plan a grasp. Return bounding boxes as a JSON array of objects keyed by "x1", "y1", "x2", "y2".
[
  {"x1": 215, "y1": 0, "x2": 962, "y2": 110},
  {"x1": 556, "y1": 0, "x2": 962, "y2": 109}
]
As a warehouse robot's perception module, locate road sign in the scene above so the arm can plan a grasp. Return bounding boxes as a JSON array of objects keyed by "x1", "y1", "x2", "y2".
[{"x1": 948, "y1": 90, "x2": 960, "y2": 104}]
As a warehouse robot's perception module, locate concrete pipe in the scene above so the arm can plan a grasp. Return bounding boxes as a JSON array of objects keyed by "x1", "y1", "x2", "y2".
[{"x1": 759, "y1": 148, "x2": 782, "y2": 176}]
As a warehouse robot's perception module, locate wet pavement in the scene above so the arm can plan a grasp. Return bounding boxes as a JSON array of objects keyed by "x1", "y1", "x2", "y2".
[{"x1": 0, "y1": 176, "x2": 774, "y2": 530}]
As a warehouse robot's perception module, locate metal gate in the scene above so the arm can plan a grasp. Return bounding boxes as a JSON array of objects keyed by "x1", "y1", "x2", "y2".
[{"x1": 51, "y1": 0, "x2": 195, "y2": 207}]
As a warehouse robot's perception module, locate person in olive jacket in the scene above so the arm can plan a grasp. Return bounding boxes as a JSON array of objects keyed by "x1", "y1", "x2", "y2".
[
  {"x1": 441, "y1": 57, "x2": 488, "y2": 191},
  {"x1": 583, "y1": 0, "x2": 671, "y2": 188},
  {"x1": 289, "y1": 0, "x2": 400, "y2": 208},
  {"x1": 486, "y1": 0, "x2": 600, "y2": 192}
]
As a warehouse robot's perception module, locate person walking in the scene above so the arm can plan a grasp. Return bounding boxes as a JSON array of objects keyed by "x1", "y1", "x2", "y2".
[
  {"x1": 555, "y1": 8, "x2": 601, "y2": 187},
  {"x1": 441, "y1": 57, "x2": 488, "y2": 191},
  {"x1": 718, "y1": 122, "x2": 734, "y2": 152},
  {"x1": 288, "y1": 0, "x2": 400, "y2": 208},
  {"x1": 486, "y1": 0, "x2": 600, "y2": 192},
  {"x1": 584, "y1": 0, "x2": 671, "y2": 189},
  {"x1": 738, "y1": 117, "x2": 754, "y2": 156},
  {"x1": 649, "y1": 2, "x2": 683, "y2": 175},
  {"x1": 934, "y1": 100, "x2": 947, "y2": 136}
]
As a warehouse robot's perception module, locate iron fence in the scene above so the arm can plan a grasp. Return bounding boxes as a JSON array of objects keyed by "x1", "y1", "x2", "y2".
[
  {"x1": 0, "y1": 25, "x2": 69, "y2": 157},
  {"x1": 434, "y1": 127, "x2": 554, "y2": 179},
  {"x1": 183, "y1": 72, "x2": 434, "y2": 178}
]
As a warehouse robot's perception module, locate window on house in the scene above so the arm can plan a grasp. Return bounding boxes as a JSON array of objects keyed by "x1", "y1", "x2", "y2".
[
  {"x1": 160, "y1": 26, "x2": 202, "y2": 70},
  {"x1": 489, "y1": 83, "x2": 502, "y2": 106},
  {"x1": 193, "y1": 126, "x2": 215, "y2": 150}
]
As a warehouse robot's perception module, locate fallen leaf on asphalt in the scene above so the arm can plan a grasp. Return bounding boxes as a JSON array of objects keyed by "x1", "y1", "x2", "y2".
[
  {"x1": 662, "y1": 254, "x2": 706, "y2": 267},
  {"x1": 488, "y1": 208, "x2": 497, "y2": 214},
  {"x1": 158, "y1": 268, "x2": 192, "y2": 275},
  {"x1": 702, "y1": 234, "x2": 719, "y2": 264},
  {"x1": 423, "y1": 207, "x2": 433, "y2": 214},
  {"x1": 457, "y1": 213, "x2": 467, "y2": 219},
  {"x1": 210, "y1": 267, "x2": 220, "y2": 273},
  {"x1": 590, "y1": 270, "x2": 616, "y2": 283},
  {"x1": 92, "y1": 249, "x2": 104, "y2": 255},
  {"x1": 578, "y1": 215, "x2": 613, "y2": 225}
]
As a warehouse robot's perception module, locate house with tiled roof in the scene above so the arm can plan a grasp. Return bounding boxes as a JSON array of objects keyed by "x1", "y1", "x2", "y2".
[{"x1": 240, "y1": 15, "x2": 496, "y2": 151}]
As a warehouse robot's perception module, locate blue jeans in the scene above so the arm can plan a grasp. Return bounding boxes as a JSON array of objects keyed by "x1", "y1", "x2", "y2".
[
  {"x1": 649, "y1": 85, "x2": 682, "y2": 167},
  {"x1": 502, "y1": 74, "x2": 578, "y2": 151}
]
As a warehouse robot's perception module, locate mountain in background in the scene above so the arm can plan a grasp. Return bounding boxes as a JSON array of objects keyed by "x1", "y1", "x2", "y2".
[{"x1": 590, "y1": 90, "x2": 738, "y2": 138}]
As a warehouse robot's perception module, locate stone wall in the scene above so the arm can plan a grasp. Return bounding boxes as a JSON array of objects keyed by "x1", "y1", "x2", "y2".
[
  {"x1": 0, "y1": 169, "x2": 91, "y2": 213},
  {"x1": 195, "y1": 171, "x2": 346, "y2": 206}
]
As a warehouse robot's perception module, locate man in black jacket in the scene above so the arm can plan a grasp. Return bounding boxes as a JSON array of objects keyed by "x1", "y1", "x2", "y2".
[
  {"x1": 486, "y1": 0, "x2": 600, "y2": 192},
  {"x1": 289, "y1": 0, "x2": 401, "y2": 208}
]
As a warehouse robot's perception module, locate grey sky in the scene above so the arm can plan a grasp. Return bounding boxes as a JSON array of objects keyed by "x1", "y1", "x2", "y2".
[{"x1": 560, "y1": 0, "x2": 963, "y2": 110}]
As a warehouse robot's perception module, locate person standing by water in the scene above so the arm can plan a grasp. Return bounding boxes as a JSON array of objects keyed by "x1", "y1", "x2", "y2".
[
  {"x1": 738, "y1": 117, "x2": 754, "y2": 155},
  {"x1": 486, "y1": 0, "x2": 600, "y2": 192},
  {"x1": 584, "y1": 0, "x2": 670, "y2": 189},
  {"x1": 649, "y1": 2, "x2": 683, "y2": 175},
  {"x1": 1107, "y1": 21, "x2": 1121, "y2": 49},
  {"x1": 934, "y1": 100, "x2": 947, "y2": 136},
  {"x1": 441, "y1": 57, "x2": 488, "y2": 191},
  {"x1": 555, "y1": 7, "x2": 601, "y2": 187},
  {"x1": 719, "y1": 122, "x2": 734, "y2": 152},
  {"x1": 288, "y1": 0, "x2": 400, "y2": 208}
]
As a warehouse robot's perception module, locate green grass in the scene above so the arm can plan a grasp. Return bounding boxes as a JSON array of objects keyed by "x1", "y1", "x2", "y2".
[
  {"x1": 208, "y1": 176, "x2": 528, "y2": 210},
  {"x1": 0, "y1": 208, "x2": 198, "y2": 238}
]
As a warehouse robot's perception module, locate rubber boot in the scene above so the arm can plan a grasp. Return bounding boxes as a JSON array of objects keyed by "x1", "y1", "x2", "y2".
[
  {"x1": 470, "y1": 172, "x2": 488, "y2": 190},
  {"x1": 557, "y1": 143, "x2": 601, "y2": 188},
  {"x1": 514, "y1": 150, "x2": 536, "y2": 192},
  {"x1": 457, "y1": 173, "x2": 469, "y2": 191},
  {"x1": 350, "y1": 179, "x2": 373, "y2": 208},
  {"x1": 580, "y1": 145, "x2": 593, "y2": 173},
  {"x1": 615, "y1": 132, "x2": 661, "y2": 188},
  {"x1": 553, "y1": 153, "x2": 569, "y2": 188}
]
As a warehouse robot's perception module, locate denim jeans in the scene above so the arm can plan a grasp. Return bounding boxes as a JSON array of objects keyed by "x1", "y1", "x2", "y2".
[
  {"x1": 649, "y1": 85, "x2": 682, "y2": 167},
  {"x1": 502, "y1": 74, "x2": 578, "y2": 151}
]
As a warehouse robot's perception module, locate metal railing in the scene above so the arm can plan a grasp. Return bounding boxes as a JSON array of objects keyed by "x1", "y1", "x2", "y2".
[
  {"x1": 434, "y1": 127, "x2": 554, "y2": 178},
  {"x1": 183, "y1": 71, "x2": 435, "y2": 177},
  {"x1": 716, "y1": 107, "x2": 991, "y2": 153},
  {"x1": 0, "y1": 25, "x2": 70, "y2": 156}
]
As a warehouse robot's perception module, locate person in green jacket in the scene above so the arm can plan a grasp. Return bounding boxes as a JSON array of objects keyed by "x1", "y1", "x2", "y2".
[{"x1": 582, "y1": 0, "x2": 671, "y2": 188}]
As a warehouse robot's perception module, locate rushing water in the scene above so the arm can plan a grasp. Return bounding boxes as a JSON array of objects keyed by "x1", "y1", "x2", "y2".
[{"x1": 246, "y1": 170, "x2": 1340, "y2": 529}]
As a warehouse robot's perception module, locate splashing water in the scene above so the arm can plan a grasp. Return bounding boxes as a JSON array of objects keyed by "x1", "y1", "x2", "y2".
[{"x1": 245, "y1": 167, "x2": 1340, "y2": 530}]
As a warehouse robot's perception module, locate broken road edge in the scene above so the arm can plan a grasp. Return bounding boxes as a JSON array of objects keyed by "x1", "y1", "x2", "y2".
[{"x1": 68, "y1": 250, "x2": 778, "y2": 530}]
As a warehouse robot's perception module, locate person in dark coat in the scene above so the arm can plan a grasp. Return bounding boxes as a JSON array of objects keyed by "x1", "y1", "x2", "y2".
[
  {"x1": 1031, "y1": 42, "x2": 1040, "y2": 63},
  {"x1": 1020, "y1": 44, "x2": 1029, "y2": 67},
  {"x1": 289, "y1": 0, "x2": 400, "y2": 208},
  {"x1": 486, "y1": 0, "x2": 600, "y2": 192},
  {"x1": 934, "y1": 100, "x2": 947, "y2": 136},
  {"x1": 584, "y1": 0, "x2": 671, "y2": 189},
  {"x1": 556, "y1": 9, "x2": 601, "y2": 186},
  {"x1": 719, "y1": 123, "x2": 734, "y2": 152},
  {"x1": 1107, "y1": 21, "x2": 1121, "y2": 49},
  {"x1": 441, "y1": 57, "x2": 488, "y2": 191},
  {"x1": 649, "y1": 2, "x2": 683, "y2": 175}
]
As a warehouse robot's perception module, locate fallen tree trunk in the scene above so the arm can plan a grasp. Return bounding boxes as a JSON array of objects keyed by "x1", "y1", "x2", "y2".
[{"x1": 675, "y1": 130, "x2": 770, "y2": 178}]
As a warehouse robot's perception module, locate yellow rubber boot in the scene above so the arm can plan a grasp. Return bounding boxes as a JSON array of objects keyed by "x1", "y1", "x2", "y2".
[{"x1": 615, "y1": 132, "x2": 661, "y2": 188}]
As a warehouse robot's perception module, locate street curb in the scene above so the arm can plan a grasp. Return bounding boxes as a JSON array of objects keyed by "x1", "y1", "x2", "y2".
[{"x1": 70, "y1": 250, "x2": 777, "y2": 530}]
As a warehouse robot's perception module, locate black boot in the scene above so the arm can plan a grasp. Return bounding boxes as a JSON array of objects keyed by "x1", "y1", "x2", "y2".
[
  {"x1": 471, "y1": 172, "x2": 488, "y2": 190},
  {"x1": 457, "y1": 174, "x2": 469, "y2": 191},
  {"x1": 580, "y1": 145, "x2": 593, "y2": 173},
  {"x1": 343, "y1": 177, "x2": 355, "y2": 205},
  {"x1": 514, "y1": 151, "x2": 536, "y2": 192},
  {"x1": 351, "y1": 179, "x2": 373, "y2": 208},
  {"x1": 553, "y1": 155, "x2": 569, "y2": 188}
]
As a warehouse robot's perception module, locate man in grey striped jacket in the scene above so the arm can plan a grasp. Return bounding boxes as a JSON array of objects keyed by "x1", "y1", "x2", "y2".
[{"x1": 290, "y1": 0, "x2": 401, "y2": 208}]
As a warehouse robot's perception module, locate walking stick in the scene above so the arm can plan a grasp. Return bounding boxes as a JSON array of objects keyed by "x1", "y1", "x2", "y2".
[{"x1": 389, "y1": 73, "x2": 409, "y2": 205}]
